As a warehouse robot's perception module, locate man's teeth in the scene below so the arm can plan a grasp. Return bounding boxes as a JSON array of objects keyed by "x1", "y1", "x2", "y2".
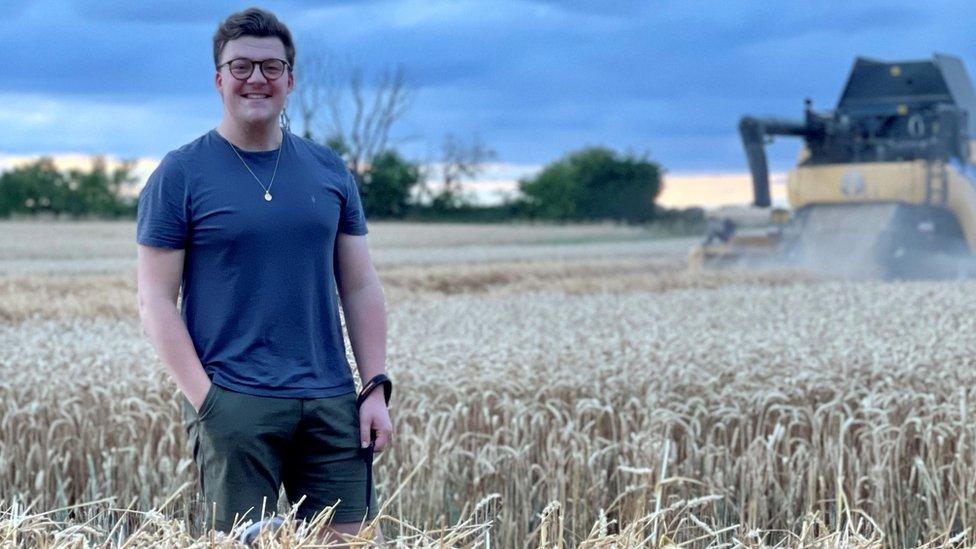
[{"x1": 244, "y1": 94, "x2": 270, "y2": 98}]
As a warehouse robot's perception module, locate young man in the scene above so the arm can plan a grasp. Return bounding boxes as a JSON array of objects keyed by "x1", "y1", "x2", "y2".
[{"x1": 136, "y1": 8, "x2": 392, "y2": 544}]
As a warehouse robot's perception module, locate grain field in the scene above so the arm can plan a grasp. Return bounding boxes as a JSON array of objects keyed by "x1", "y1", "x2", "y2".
[{"x1": 1, "y1": 220, "x2": 973, "y2": 547}]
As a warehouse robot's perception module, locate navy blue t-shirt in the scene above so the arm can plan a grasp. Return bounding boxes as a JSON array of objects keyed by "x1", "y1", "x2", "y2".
[{"x1": 136, "y1": 128, "x2": 368, "y2": 398}]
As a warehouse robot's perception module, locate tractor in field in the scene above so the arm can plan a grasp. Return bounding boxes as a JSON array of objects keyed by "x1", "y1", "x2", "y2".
[{"x1": 691, "y1": 53, "x2": 976, "y2": 278}]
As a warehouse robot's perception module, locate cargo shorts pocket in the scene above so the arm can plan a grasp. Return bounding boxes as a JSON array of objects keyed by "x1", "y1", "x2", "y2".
[{"x1": 196, "y1": 383, "x2": 222, "y2": 421}]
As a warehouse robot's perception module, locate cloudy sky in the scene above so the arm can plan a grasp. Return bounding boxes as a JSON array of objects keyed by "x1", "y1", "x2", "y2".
[{"x1": 3, "y1": 0, "x2": 976, "y2": 183}]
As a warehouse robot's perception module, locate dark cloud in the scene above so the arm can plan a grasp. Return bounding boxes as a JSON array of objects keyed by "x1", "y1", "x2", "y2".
[
  {"x1": 519, "y1": 0, "x2": 651, "y2": 17},
  {"x1": 67, "y1": 0, "x2": 369, "y2": 25},
  {"x1": 70, "y1": 1, "x2": 242, "y2": 24},
  {"x1": 4, "y1": 0, "x2": 976, "y2": 170}
]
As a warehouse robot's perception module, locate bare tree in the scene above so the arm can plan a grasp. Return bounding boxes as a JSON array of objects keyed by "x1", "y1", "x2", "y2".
[
  {"x1": 337, "y1": 66, "x2": 412, "y2": 177},
  {"x1": 292, "y1": 49, "x2": 335, "y2": 140},
  {"x1": 426, "y1": 133, "x2": 496, "y2": 209},
  {"x1": 292, "y1": 48, "x2": 412, "y2": 179}
]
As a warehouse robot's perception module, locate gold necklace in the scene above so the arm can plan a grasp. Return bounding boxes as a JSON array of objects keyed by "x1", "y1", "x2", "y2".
[{"x1": 223, "y1": 133, "x2": 282, "y2": 202}]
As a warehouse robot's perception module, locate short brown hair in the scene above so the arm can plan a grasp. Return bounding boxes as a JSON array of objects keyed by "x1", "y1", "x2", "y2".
[{"x1": 212, "y1": 7, "x2": 296, "y2": 69}]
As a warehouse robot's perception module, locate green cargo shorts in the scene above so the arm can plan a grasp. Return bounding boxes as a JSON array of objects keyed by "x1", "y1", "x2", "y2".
[{"x1": 181, "y1": 383, "x2": 379, "y2": 533}]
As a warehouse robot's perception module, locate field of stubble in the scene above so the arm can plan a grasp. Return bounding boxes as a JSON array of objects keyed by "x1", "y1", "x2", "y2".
[{"x1": 1, "y1": 220, "x2": 975, "y2": 548}]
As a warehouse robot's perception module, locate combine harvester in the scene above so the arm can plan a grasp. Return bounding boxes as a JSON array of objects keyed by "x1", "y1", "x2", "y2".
[{"x1": 692, "y1": 54, "x2": 976, "y2": 278}]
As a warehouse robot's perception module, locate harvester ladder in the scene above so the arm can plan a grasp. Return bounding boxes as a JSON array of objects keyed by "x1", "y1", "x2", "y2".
[{"x1": 926, "y1": 161, "x2": 949, "y2": 206}]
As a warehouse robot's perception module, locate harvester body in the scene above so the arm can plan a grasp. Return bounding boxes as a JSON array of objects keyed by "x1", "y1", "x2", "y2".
[{"x1": 695, "y1": 53, "x2": 976, "y2": 278}]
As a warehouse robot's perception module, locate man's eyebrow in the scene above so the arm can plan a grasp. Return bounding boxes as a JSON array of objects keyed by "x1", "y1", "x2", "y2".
[{"x1": 225, "y1": 56, "x2": 285, "y2": 62}]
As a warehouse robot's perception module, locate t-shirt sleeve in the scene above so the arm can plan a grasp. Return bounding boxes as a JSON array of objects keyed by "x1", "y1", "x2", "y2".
[
  {"x1": 338, "y1": 169, "x2": 369, "y2": 235},
  {"x1": 137, "y1": 152, "x2": 189, "y2": 248}
]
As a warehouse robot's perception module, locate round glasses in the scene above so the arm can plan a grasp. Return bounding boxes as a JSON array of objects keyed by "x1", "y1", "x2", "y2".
[{"x1": 218, "y1": 58, "x2": 290, "y2": 81}]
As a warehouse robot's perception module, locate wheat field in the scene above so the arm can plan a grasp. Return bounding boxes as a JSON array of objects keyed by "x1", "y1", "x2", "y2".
[{"x1": 1, "y1": 220, "x2": 975, "y2": 547}]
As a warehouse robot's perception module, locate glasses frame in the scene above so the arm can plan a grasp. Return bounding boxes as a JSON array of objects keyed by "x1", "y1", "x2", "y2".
[{"x1": 217, "y1": 57, "x2": 291, "y2": 81}]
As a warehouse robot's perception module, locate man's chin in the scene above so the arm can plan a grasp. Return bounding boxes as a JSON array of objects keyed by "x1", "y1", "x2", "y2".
[{"x1": 233, "y1": 111, "x2": 279, "y2": 126}]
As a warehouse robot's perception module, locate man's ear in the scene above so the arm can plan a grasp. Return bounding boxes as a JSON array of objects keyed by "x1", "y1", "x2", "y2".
[{"x1": 215, "y1": 71, "x2": 223, "y2": 93}]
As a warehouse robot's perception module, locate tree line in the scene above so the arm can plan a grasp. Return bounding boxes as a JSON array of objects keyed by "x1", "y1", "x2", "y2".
[
  {"x1": 0, "y1": 157, "x2": 136, "y2": 218},
  {"x1": 0, "y1": 145, "x2": 690, "y2": 225}
]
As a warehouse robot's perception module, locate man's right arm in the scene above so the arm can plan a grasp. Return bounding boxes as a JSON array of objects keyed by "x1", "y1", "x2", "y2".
[{"x1": 137, "y1": 244, "x2": 212, "y2": 411}]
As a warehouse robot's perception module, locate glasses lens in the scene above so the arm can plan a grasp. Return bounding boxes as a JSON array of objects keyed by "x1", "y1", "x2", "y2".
[
  {"x1": 229, "y1": 59, "x2": 253, "y2": 79},
  {"x1": 262, "y1": 60, "x2": 285, "y2": 79}
]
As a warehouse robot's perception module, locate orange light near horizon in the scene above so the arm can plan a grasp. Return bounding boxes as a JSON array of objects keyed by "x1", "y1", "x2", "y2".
[
  {"x1": 1, "y1": 153, "x2": 789, "y2": 209},
  {"x1": 659, "y1": 172, "x2": 788, "y2": 209}
]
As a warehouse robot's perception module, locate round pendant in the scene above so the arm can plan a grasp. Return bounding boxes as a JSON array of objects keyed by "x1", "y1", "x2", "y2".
[{"x1": 264, "y1": 192, "x2": 272, "y2": 202}]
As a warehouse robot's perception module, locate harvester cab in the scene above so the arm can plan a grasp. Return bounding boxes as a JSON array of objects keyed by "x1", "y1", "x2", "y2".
[{"x1": 692, "y1": 53, "x2": 976, "y2": 278}]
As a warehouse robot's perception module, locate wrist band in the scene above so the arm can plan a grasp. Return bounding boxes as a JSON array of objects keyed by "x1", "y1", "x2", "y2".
[{"x1": 356, "y1": 373, "x2": 392, "y2": 409}]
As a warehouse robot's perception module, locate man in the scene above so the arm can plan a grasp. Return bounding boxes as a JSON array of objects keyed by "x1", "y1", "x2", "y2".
[{"x1": 136, "y1": 7, "x2": 392, "y2": 544}]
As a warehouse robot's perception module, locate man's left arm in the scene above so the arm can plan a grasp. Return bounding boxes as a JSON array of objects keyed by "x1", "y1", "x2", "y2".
[{"x1": 335, "y1": 232, "x2": 393, "y2": 452}]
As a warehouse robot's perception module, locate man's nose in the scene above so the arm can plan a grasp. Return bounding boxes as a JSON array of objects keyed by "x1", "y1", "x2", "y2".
[{"x1": 246, "y1": 66, "x2": 269, "y2": 84}]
